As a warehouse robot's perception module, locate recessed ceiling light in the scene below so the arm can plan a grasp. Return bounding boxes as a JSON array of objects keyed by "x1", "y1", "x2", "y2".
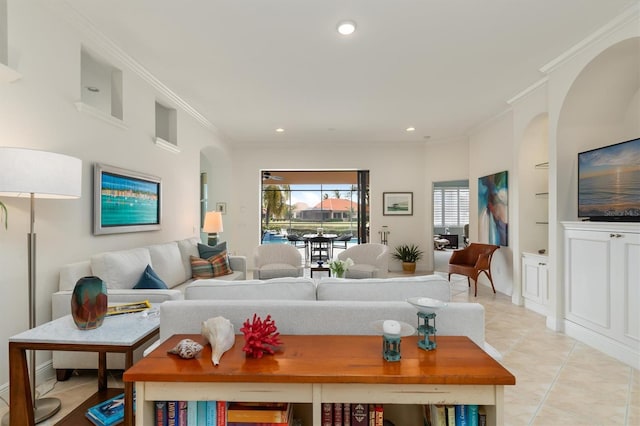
[
  {"x1": 275, "y1": 128, "x2": 285, "y2": 133},
  {"x1": 337, "y1": 20, "x2": 356, "y2": 35},
  {"x1": 406, "y1": 127, "x2": 415, "y2": 132}
]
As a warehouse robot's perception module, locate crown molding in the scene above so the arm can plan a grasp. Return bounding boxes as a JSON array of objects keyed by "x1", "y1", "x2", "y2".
[
  {"x1": 540, "y1": 4, "x2": 639, "y2": 74},
  {"x1": 506, "y1": 77, "x2": 548, "y2": 106},
  {"x1": 53, "y1": 1, "x2": 220, "y2": 136}
]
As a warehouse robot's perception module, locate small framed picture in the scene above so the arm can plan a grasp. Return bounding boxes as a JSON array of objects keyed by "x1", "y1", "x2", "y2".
[
  {"x1": 216, "y1": 202, "x2": 227, "y2": 215},
  {"x1": 383, "y1": 192, "x2": 413, "y2": 216}
]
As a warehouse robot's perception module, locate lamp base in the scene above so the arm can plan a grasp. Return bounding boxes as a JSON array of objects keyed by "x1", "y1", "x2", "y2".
[
  {"x1": 1, "y1": 397, "x2": 62, "y2": 425},
  {"x1": 207, "y1": 234, "x2": 219, "y2": 246}
]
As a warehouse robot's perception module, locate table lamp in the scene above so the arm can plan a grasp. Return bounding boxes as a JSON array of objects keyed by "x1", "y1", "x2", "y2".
[
  {"x1": 0, "y1": 147, "x2": 82, "y2": 424},
  {"x1": 203, "y1": 211, "x2": 223, "y2": 245}
]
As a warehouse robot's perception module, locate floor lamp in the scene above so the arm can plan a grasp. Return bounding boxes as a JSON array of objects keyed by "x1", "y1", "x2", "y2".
[
  {"x1": 203, "y1": 211, "x2": 223, "y2": 246},
  {"x1": 0, "y1": 147, "x2": 82, "y2": 425}
]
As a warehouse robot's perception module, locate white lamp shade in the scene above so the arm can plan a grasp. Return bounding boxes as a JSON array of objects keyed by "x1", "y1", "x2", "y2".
[
  {"x1": 0, "y1": 147, "x2": 82, "y2": 198},
  {"x1": 203, "y1": 211, "x2": 224, "y2": 233}
]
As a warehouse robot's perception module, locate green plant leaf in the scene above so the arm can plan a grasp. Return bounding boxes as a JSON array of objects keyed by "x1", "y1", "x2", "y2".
[
  {"x1": 0, "y1": 201, "x2": 7, "y2": 229},
  {"x1": 392, "y1": 244, "x2": 424, "y2": 262}
]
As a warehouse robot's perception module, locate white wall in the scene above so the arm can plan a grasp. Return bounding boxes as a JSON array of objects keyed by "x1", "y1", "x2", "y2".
[
  {"x1": 468, "y1": 112, "x2": 515, "y2": 296},
  {"x1": 229, "y1": 142, "x2": 432, "y2": 272},
  {"x1": 0, "y1": 1, "x2": 224, "y2": 386}
]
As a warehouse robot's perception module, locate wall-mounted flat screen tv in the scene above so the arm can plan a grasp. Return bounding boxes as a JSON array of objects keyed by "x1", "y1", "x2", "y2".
[
  {"x1": 93, "y1": 163, "x2": 162, "y2": 235},
  {"x1": 578, "y1": 137, "x2": 640, "y2": 222}
]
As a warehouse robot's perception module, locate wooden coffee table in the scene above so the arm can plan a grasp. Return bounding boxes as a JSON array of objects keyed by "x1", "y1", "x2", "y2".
[
  {"x1": 8, "y1": 310, "x2": 159, "y2": 426},
  {"x1": 125, "y1": 334, "x2": 515, "y2": 425}
]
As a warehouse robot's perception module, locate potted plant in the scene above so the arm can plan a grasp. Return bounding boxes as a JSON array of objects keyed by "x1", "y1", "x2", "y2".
[{"x1": 392, "y1": 244, "x2": 424, "y2": 274}]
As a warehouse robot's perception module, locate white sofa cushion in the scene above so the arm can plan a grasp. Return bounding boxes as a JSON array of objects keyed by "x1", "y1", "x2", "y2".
[
  {"x1": 185, "y1": 277, "x2": 317, "y2": 300},
  {"x1": 148, "y1": 242, "x2": 187, "y2": 288},
  {"x1": 177, "y1": 238, "x2": 201, "y2": 282},
  {"x1": 317, "y1": 275, "x2": 452, "y2": 302},
  {"x1": 90, "y1": 248, "x2": 151, "y2": 289},
  {"x1": 257, "y1": 264, "x2": 301, "y2": 280},
  {"x1": 158, "y1": 300, "x2": 486, "y2": 350}
]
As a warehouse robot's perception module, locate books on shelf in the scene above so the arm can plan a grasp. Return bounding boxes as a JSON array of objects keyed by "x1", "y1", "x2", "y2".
[
  {"x1": 227, "y1": 402, "x2": 291, "y2": 423},
  {"x1": 106, "y1": 300, "x2": 151, "y2": 316},
  {"x1": 423, "y1": 404, "x2": 485, "y2": 426},
  {"x1": 85, "y1": 392, "x2": 135, "y2": 426}
]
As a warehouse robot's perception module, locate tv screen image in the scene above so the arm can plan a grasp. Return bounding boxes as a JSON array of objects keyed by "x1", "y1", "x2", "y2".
[
  {"x1": 578, "y1": 137, "x2": 640, "y2": 222},
  {"x1": 93, "y1": 163, "x2": 162, "y2": 234}
]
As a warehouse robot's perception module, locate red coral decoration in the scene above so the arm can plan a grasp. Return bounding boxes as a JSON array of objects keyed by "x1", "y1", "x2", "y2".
[{"x1": 240, "y1": 313, "x2": 282, "y2": 358}]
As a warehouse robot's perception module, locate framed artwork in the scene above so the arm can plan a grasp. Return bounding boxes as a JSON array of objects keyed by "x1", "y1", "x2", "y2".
[
  {"x1": 216, "y1": 202, "x2": 227, "y2": 215},
  {"x1": 383, "y1": 192, "x2": 413, "y2": 216},
  {"x1": 93, "y1": 163, "x2": 162, "y2": 235},
  {"x1": 478, "y1": 171, "x2": 508, "y2": 246}
]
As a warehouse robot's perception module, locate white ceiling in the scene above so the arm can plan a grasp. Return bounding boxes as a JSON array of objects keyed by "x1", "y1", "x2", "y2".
[{"x1": 61, "y1": 0, "x2": 637, "y2": 146}]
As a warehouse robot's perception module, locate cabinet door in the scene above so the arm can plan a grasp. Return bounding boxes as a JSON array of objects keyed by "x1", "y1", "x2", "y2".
[
  {"x1": 523, "y1": 257, "x2": 543, "y2": 303},
  {"x1": 522, "y1": 254, "x2": 548, "y2": 315},
  {"x1": 610, "y1": 231, "x2": 640, "y2": 348},
  {"x1": 564, "y1": 230, "x2": 612, "y2": 333}
]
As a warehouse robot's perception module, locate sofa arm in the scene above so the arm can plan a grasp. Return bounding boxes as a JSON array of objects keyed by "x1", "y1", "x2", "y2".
[
  {"x1": 52, "y1": 289, "x2": 183, "y2": 320},
  {"x1": 228, "y1": 256, "x2": 247, "y2": 280}
]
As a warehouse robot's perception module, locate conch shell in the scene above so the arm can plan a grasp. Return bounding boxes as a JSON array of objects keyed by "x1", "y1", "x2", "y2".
[
  {"x1": 201, "y1": 316, "x2": 235, "y2": 366},
  {"x1": 167, "y1": 338, "x2": 203, "y2": 359}
]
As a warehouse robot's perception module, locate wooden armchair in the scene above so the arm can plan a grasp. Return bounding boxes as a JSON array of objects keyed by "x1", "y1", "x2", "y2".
[{"x1": 448, "y1": 243, "x2": 499, "y2": 297}]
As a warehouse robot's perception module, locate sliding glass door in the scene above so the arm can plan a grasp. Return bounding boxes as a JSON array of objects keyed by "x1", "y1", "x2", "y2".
[{"x1": 261, "y1": 170, "x2": 369, "y2": 244}]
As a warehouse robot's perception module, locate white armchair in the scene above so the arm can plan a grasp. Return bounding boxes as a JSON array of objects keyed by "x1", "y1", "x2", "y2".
[
  {"x1": 337, "y1": 243, "x2": 389, "y2": 278},
  {"x1": 254, "y1": 244, "x2": 304, "y2": 279}
]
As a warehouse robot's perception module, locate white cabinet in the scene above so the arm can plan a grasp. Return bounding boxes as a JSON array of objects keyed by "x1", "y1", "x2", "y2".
[
  {"x1": 562, "y1": 222, "x2": 640, "y2": 369},
  {"x1": 522, "y1": 252, "x2": 548, "y2": 315}
]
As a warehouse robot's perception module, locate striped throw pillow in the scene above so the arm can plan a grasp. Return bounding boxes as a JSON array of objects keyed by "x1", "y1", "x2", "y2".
[
  {"x1": 190, "y1": 255, "x2": 214, "y2": 279},
  {"x1": 208, "y1": 251, "x2": 233, "y2": 277}
]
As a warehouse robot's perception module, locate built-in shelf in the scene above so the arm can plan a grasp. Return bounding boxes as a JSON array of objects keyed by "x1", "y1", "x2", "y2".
[
  {"x1": 535, "y1": 162, "x2": 549, "y2": 169},
  {"x1": 75, "y1": 101, "x2": 127, "y2": 129},
  {"x1": 0, "y1": 63, "x2": 20, "y2": 83},
  {"x1": 536, "y1": 221, "x2": 549, "y2": 225},
  {"x1": 535, "y1": 192, "x2": 549, "y2": 196}
]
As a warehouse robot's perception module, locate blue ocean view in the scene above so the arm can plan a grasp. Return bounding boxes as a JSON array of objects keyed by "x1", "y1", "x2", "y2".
[
  {"x1": 579, "y1": 169, "x2": 640, "y2": 216},
  {"x1": 101, "y1": 195, "x2": 159, "y2": 226}
]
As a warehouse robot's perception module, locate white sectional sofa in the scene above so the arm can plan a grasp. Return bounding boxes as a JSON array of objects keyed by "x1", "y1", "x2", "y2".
[
  {"x1": 156, "y1": 274, "x2": 501, "y2": 360},
  {"x1": 51, "y1": 237, "x2": 247, "y2": 373}
]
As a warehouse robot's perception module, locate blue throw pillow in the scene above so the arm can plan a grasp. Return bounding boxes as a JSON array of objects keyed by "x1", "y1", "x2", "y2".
[
  {"x1": 133, "y1": 265, "x2": 168, "y2": 290},
  {"x1": 198, "y1": 241, "x2": 227, "y2": 259}
]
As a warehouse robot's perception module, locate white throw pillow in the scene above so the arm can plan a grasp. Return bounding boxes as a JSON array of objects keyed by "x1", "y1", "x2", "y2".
[
  {"x1": 148, "y1": 242, "x2": 186, "y2": 288},
  {"x1": 90, "y1": 248, "x2": 151, "y2": 289}
]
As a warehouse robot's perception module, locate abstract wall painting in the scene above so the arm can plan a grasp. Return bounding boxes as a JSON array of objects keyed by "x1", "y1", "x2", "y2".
[{"x1": 478, "y1": 171, "x2": 508, "y2": 246}]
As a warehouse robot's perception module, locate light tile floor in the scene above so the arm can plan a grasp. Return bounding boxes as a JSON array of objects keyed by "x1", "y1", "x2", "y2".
[
  {"x1": 1, "y1": 271, "x2": 638, "y2": 425},
  {"x1": 447, "y1": 275, "x2": 639, "y2": 426}
]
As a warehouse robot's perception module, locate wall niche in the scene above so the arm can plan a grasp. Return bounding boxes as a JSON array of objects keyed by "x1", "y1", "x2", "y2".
[
  {"x1": 155, "y1": 101, "x2": 179, "y2": 153},
  {"x1": 76, "y1": 46, "x2": 125, "y2": 127},
  {"x1": 0, "y1": 0, "x2": 20, "y2": 83}
]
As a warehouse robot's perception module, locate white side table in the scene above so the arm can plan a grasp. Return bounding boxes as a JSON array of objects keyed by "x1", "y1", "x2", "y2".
[{"x1": 8, "y1": 310, "x2": 159, "y2": 426}]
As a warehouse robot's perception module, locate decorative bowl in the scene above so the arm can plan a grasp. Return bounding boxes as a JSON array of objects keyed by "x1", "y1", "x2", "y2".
[{"x1": 406, "y1": 297, "x2": 448, "y2": 313}]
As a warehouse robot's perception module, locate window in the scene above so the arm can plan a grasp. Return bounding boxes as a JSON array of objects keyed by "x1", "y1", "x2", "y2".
[
  {"x1": 433, "y1": 186, "x2": 469, "y2": 227},
  {"x1": 260, "y1": 170, "x2": 369, "y2": 244}
]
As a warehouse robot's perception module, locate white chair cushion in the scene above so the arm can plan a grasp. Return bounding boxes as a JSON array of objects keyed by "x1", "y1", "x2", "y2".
[
  {"x1": 345, "y1": 264, "x2": 377, "y2": 279},
  {"x1": 257, "y1": 264, "x2": 300, "y2": 279}
]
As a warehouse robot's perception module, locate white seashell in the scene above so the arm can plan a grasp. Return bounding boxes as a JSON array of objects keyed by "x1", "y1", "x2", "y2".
[
  {"x1": 167, "y1": 338, "x2": 204, "y2": 359},
  {"x1": 201, "y1": 316, "x2": 235, "y2": 366}
]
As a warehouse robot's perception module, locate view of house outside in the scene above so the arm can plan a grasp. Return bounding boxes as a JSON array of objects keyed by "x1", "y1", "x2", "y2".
[{"x1": 262, "y1": 183, "x2": 361, "y2": 243}]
